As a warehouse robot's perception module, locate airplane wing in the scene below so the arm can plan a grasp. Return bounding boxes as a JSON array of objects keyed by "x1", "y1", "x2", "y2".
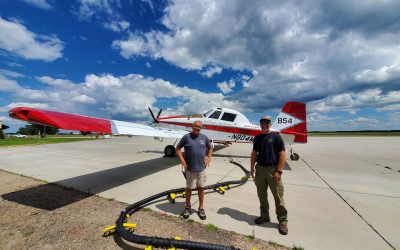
[{"x1": 8, "y1": 107, "x2": 187, "y2": 139}]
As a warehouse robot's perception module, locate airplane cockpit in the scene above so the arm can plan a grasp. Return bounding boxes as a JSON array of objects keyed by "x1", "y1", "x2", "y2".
[{"x1": 203, "y1": 108, "x2": 251, "y2": 125}]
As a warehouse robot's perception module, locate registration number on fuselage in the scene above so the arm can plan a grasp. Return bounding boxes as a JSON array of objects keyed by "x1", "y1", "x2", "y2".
[{"x1": 230, "y1": 134, "x2": 254, "y2": 141}]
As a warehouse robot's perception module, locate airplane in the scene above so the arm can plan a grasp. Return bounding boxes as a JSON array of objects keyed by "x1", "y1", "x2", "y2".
[{"x1": 8, "y1": 101, "x2": 306, "y2": 160}]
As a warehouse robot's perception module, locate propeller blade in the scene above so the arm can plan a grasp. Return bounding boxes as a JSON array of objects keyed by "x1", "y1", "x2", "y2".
[
  {"x1": 156, "y1": 109, "x2": 163, "y2": 119},
  {"x1": 148, "y1": 107, "x2": 160, "y2": 124},
  {"x1": 148, "y1": 107, "x2": 156, "y2": 122}
]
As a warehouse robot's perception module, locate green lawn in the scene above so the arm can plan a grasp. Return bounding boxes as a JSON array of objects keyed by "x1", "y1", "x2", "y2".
[{"x1": 0, "y1": 137, "x2": 99, "y2": 147}]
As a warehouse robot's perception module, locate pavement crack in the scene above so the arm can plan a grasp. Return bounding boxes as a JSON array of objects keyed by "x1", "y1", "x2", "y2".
[{"x1": 301, "y1": 158, "x2": 396, "y2": 250}]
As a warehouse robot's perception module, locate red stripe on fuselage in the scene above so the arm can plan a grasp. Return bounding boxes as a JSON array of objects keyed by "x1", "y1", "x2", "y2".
[{"x1": 160, "y1": 120, "x2": 306, "y2": 141}]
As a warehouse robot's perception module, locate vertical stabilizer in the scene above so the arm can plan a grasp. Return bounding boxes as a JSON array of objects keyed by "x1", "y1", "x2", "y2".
[{"x1": 272, "y1": 102, "x2": 307, "y2": 143}]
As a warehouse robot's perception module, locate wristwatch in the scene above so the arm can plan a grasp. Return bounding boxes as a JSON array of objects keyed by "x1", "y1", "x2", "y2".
[{"x1": 275, "y1": 170, "x2": 283, "y2": 175}]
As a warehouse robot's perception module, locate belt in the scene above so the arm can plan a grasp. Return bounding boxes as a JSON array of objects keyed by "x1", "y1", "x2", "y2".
[{"x1": 257, "y1": 163, "x2": 276, "y2": 168}]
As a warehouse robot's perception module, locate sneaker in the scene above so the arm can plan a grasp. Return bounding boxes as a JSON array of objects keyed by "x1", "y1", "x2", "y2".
[
  {"x1": 182, "y1": 207, "x2": 192, "y2": 219},
  {"x1": 278, "y1": 223, "x2": 288, "y2": 235},
  {"x1": 197, "y1": 208, "x2": 206, "y2": 220},
  {"x1": 254, "y1": 217, "x2": 270, "y2": 225}
]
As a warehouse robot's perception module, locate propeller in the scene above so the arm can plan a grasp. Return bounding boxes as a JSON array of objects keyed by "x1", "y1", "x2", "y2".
[
  {"x1": 1, "y1": 123, "x2": 9, "y2": 130},
  {"x1": 148, "y1": 107, "x2": 163, "y2": 125}
]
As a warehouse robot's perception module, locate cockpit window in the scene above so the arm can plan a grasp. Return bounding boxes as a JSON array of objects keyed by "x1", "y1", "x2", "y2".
[
  {"x1": 203, "y1": 110, "x2": 213, "y2": 117},
  {"x1": 221, "y1": 112, "x2": 237, "y2": 122},
  {"x1": 209, "y1": 110, "x2": 222, "y2": 119}
]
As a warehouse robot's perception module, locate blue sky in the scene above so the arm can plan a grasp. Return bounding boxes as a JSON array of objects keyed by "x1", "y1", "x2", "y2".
[{"x1": 1, "y1": 0, "x2": 400, "y2": 132}]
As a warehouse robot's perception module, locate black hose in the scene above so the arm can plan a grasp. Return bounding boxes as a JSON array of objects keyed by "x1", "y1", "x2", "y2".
[{"x1": 115, "y1": 160, "x2": 250, "y2": 250}]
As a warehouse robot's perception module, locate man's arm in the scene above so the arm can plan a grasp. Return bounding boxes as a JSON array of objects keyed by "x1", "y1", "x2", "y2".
[
  {"x1": 204, "y1": 146, "x2": 213, "y2": 167},
  {"x1": 273, "y1": 150, "x2": 286, "y2": 183},
  {"x1": 250, "y1": 150, "x2": 257, "y2": 178},
  {"x1": 176, "y1": 147, "x2": 187, "y2": 170}
]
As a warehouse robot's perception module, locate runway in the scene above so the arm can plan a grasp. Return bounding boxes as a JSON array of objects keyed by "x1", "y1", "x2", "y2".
[{"x1": 1, "y1": 136, "x2": 399, "y2": 249}]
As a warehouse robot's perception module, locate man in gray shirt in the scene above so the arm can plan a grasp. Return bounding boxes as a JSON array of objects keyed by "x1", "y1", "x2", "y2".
[{"x1": 176, "y1": 120, "x2": 212, "y2": 220}]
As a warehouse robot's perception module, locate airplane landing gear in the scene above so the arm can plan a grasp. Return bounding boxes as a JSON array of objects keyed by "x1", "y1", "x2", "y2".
[
  {"x1": 288, "y1": 147, "x2": 300, "y2": 161},
  {"x1": 164, "y1": 145, "x2": 176, "y2": 157},
  {"x1": 290, "y1": 153, "x2": 299, "y2": 161}
]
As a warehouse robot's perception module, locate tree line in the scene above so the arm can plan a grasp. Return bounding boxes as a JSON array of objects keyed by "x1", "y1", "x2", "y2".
[{"x1": 16, "y1": 124, "x2": 59, "y2": 136}]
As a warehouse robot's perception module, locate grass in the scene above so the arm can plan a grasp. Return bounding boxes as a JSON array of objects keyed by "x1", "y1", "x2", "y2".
[
  {"x1": 22, "y1": 231, "x2": 33, "y2": 237},
  {"x1": 245, "y1": 229, "x2": 255, "y2": 240},
  {"x1": 0, "y1": 137, "x2": 98, "y2": 147},
  {"x1": 205, "y1": 223, "x2": 218, "y2": 232},
  {"x1": 293, "y1": 245, "x2": 304, "y2": 250},
  {"x1": 141, "y1": 207, "x2": 153, "y2": 212},
  {"x1": 268, "y1": 241, "x2": 285, "y2": 247}
]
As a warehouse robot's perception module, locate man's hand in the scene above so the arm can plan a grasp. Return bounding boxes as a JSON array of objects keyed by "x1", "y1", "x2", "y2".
[
  {"x1": 181, "y1": 162, "x2": 188, "y2": 171},
  {"x1": 273, "y1": 171, "x2": 281, "y2": 183},
  {"x1": 250, "y1": 169, "x2": 255, "y2": 179},
  {"x1": 204, "y1": 158, "x2": 211, "y2": 167}
]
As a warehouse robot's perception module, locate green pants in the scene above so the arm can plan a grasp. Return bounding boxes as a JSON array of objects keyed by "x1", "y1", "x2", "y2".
[{"x1": 255, "y1": 164, "x2": 288, "y2": 224}]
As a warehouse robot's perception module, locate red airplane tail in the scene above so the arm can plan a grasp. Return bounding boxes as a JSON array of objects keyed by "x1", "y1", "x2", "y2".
[{"x1": 272, "y1": 102, "x2": 307, "y2": 143}]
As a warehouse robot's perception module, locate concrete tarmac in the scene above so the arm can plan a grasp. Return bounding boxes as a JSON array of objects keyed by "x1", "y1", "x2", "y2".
[{"x1": 1, "y1": 136, "x2": 399, "y2": 250}]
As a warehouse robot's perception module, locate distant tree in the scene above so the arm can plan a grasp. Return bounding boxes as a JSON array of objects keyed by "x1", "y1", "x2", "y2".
[
  {"x1": 16, "y1": 126, "x2": 30, "y2": 135},
  {"x1": 17, "y1": 124, "x2": 59, "y2": 136},
  {"x1": 0, "y1": 129, "x2": 4, "y2": 139}
]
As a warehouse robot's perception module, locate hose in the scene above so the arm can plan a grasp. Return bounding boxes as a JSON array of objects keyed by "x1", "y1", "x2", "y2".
[{"x1": 115, "y1": 160, "x2": 250, "y2": 250}]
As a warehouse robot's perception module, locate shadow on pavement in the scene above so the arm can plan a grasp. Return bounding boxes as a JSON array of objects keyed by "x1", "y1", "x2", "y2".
[
  {"x1": 217, "y1": 207, "x2": 279, "y2": 228},
  {"x1": 2, "y1": 156, "x2": 180, "y2": 210}
]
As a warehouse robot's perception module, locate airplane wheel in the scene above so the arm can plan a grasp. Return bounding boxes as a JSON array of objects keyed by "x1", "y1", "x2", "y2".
[
  {"x1": 164, "y1": 145, "x2": 176, "y2": 157},
  {"x1": 290, "y1": 153, "x2": 299, "y2": 161}
]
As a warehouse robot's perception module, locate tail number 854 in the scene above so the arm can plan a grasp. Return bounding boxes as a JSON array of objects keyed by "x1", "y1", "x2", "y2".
[{"x1": 277, "y1": 118, "x2": 292, "y2": 124}]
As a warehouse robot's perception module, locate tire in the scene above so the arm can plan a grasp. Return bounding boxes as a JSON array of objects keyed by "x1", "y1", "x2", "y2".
[
  {"x1": 290, "y1": 153, "x2": 299, "y2": 161},
  {"x1": 164, "y1": 145, "x2": 176, "y2": 157}
]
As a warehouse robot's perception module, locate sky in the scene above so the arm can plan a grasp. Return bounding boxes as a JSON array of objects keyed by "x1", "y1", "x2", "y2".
[{"x1": 1, "y1": 0, "x2": 400, "y2": 132}]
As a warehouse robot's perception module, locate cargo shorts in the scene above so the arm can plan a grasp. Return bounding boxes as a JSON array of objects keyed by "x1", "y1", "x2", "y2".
[{"x1": 186, "y1": 169, "x2": 207, "y2": 189}]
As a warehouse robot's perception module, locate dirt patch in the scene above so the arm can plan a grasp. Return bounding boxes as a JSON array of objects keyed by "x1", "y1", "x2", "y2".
[{"x1": 0, "y1": 170, "x2": 289, "y2": 250}]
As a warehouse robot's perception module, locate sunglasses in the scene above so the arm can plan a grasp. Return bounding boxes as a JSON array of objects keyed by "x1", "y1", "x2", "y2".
[
  {"x1": 259, "y1": 119, "x2": 271, "y2": 124},
  {"x1": 193, "y1": 125, "x2": 202, "y2": 129}
]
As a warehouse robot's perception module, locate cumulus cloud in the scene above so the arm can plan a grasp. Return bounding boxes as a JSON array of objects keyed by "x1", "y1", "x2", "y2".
[
  {"x1": 355, "y1": 64, "x2": 400, "y2": 84},
  {"x1": 0, "y1": 76, "x2": 21, "y2": 92},
  {"x1": 241, "y1": 75, "x2": 251, "y2": 88},
  {"x1": 217, "y1": 80, "x2": 235, "y2": 94},
  {"x1": 111, "y1": 0, "x2": 400, "y2": 114},
  {"x1": 309, "y1": 88, "x2": 400, "y2": 114},
  {"x1": 1, "y1": 73, "x2": 244, "y2": 121},
  {"x1": 0, "y1": 17, "x2": 63, "y2": 61},
  {"x1": 0, "y1": 102, "x2": 50, "y2": 112},
  {"x1": 0, "y1": 69, "x2": 23, "y2": 92},
  {"x1": 21, "y1": 0, "x2": 52, "y2": 10},
  {"x1": 74, "y1": 0, "x2": 130, "y2": 33},
  {"x1": 71, "y1": 95, "x2": 97, "y2": 104},
  {"x1": 377, "y1": 104, "x2": 400, "y2": 111},
  {"x1": 104, "y1": 20, "x2": 130, "y2": 32},
  {"x1": 37, "y1": 76, "x2": 74, "y2": 88},
  {"x1": 201, "y1": 65, "x2": 223, "y2": 78}
]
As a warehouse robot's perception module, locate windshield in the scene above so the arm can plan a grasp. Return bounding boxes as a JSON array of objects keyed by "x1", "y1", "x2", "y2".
[{"x1": 203, "y1": 109, "x2": 214, "y2": 117}]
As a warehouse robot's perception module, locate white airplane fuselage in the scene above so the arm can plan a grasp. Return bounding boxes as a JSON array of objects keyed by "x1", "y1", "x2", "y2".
[{"x1": 157, "y1": 107, "x2": 295, "y2": 144}]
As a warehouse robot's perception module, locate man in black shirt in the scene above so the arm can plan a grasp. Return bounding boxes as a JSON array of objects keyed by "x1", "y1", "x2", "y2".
[{"x1": 250, "y1": 116, "x2": 288, "y2": 235}]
